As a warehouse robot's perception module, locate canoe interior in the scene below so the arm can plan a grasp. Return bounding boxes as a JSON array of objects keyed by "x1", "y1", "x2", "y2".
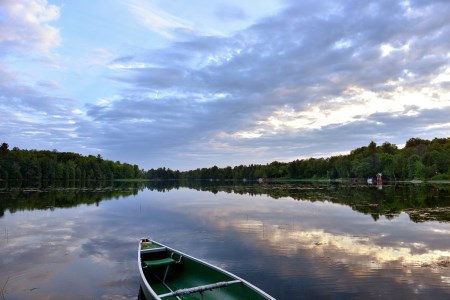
[{"x1": 140, "y1": 241, "x2": 271, "y2": 300}]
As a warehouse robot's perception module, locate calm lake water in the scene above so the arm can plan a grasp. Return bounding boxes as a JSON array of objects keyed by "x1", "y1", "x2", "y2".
[{"x1": 1, "y1": 182, "x2": 450, "y2": 299}]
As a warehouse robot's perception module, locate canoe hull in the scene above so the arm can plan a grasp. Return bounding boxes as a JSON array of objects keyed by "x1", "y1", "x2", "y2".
[{"x1": 138, "y1": 238, "x2": 275, "y2": 300}]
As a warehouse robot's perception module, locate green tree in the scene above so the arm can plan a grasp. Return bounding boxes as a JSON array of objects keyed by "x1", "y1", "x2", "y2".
[
  {"x1": 408, "y1": 155, "x2": 425, "y2": 179},
  {"x1": 9, "y1": 162, "x2": 22, "y2": 180},
  {"x1": 0, "y1": 143, "x2": 9, "y2": 156},
  {"x1": 334, "y1": 156, "x2": 351, "y2": 178},
  {"x1": 23, "y1": 156, "x2": 41, "y2": 181},
  {"x1": 380, "y1": 141, "x2": 398, "y2": 154},
  {"x1": 380, "y1": 153, "x2": 396, "y2": 181},
  {"x1": 352, "y1": 158, "x2": 372, "y2": 178}
]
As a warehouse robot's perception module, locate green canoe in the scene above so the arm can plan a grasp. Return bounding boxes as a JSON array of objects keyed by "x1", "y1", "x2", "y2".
[{"x1": 138, "y1": 238, "x2": 275, "y2": 300}]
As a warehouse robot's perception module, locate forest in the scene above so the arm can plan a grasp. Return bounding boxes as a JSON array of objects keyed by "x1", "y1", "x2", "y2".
[
  {"x1": 147, "y1": 137, "x2": 450, "y2": 182},
  {"x1": 1, "y1": 137, "x2": 450, "y2": 184},
  {"x1": 0, "y1": 143, "x2": 143, "y2": 183}
]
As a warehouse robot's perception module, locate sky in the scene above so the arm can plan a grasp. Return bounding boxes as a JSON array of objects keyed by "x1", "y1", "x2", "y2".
[{"x1": 1, "y1": 0, "x2": 450, "y2": 171}]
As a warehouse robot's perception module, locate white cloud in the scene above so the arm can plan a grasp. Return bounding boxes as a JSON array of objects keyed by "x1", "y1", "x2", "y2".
[{"x1": 0, "y1": 0, "x2": 60, "y2": 55}]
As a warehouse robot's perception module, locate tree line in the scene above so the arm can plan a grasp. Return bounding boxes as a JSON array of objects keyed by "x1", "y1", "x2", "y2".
[
  {"x1": 0, "y1": 143, "x2": 143, "y2": 183},
  {"x1": 146, "y1": 137, "x2": 450, "y2": 182},
  {"x1": 2, "y1": 137, "x2": 450, "y2": 184}
]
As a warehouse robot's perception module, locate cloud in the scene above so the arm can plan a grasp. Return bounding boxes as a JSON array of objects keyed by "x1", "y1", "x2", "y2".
[
  {"x1": 0, "y1": 65, "x2": 85, "y2": 152},
  {"x1": 78, "y1": 0, "x2": 449, "y2": 168},
  {"x1": 0, "y1": 1, "x2": 89, "y2": 153},
  {"x1": 1, "y1": 0, "x2": 450, "y2": 169},
  {"x1": 123, "y1": 0, "x2": 194, "y2": 38},
  {"x1": 0, "y1": 0, "x2": 60, "y2": 56}
]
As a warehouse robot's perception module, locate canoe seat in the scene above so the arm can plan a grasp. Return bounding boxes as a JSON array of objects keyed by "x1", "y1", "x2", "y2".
[
  {"x1": 141, "y1": 246, "x2": 167, "y2": 254},
  {"x1": 143, "y1": 253, "x2": 182, "y2": 283},
  {"x1": 143, "y1": 257, "x2": 176, "y2": 267}
]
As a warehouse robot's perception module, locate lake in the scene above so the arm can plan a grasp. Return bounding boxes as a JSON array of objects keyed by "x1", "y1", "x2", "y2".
[{"x1": 1, "y1": 182, "x2": 450, "y2": 299}]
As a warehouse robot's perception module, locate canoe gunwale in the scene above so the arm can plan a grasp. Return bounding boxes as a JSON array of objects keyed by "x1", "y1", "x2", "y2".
[
  {"x1": 138, "y1": 240, "x2": 161, "y2": 300},
  {"x1": 138, "y1": 238, "x2": 275, "y2": 300}
]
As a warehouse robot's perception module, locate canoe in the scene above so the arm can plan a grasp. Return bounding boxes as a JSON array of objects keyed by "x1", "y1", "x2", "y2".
[{"x1": 138, "y1": 238, "x2": 275, "y2": 300}]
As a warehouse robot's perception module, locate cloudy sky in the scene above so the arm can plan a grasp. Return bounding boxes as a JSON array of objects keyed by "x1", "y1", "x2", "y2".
[{"x1": 1, "y1": 0, "x2": 449, "y2": 170}]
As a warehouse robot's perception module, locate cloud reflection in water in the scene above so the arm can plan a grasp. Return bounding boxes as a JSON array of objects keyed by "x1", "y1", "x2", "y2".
[{"x1": 170, "y1": 192, "x2": 450, "y2": 291}]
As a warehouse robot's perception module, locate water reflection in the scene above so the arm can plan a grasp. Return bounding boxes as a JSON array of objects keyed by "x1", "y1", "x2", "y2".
[
  {"x1": 176, "y1": 181, "x2": 450, "y2": 223},
  {"x1": 1, "y1": 182, "x2": 450, "y2": 299},
  {"x1": 3, "y1": 181, "x2": 450, "y2": 223},
  {"x1": 0, "y1": 183, "x2": 142, "y2": 217},
  {"x1": 149, "y1": 184, "x2": 450, "y2": 298},
  {"x1": 167, "y1": 192, "x2": 450, "y2": 270}
]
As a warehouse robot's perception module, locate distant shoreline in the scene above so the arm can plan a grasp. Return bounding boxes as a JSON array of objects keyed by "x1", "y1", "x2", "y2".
[{"x1": 269, "y1": 178, "x2": 450, "y2": 184}]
